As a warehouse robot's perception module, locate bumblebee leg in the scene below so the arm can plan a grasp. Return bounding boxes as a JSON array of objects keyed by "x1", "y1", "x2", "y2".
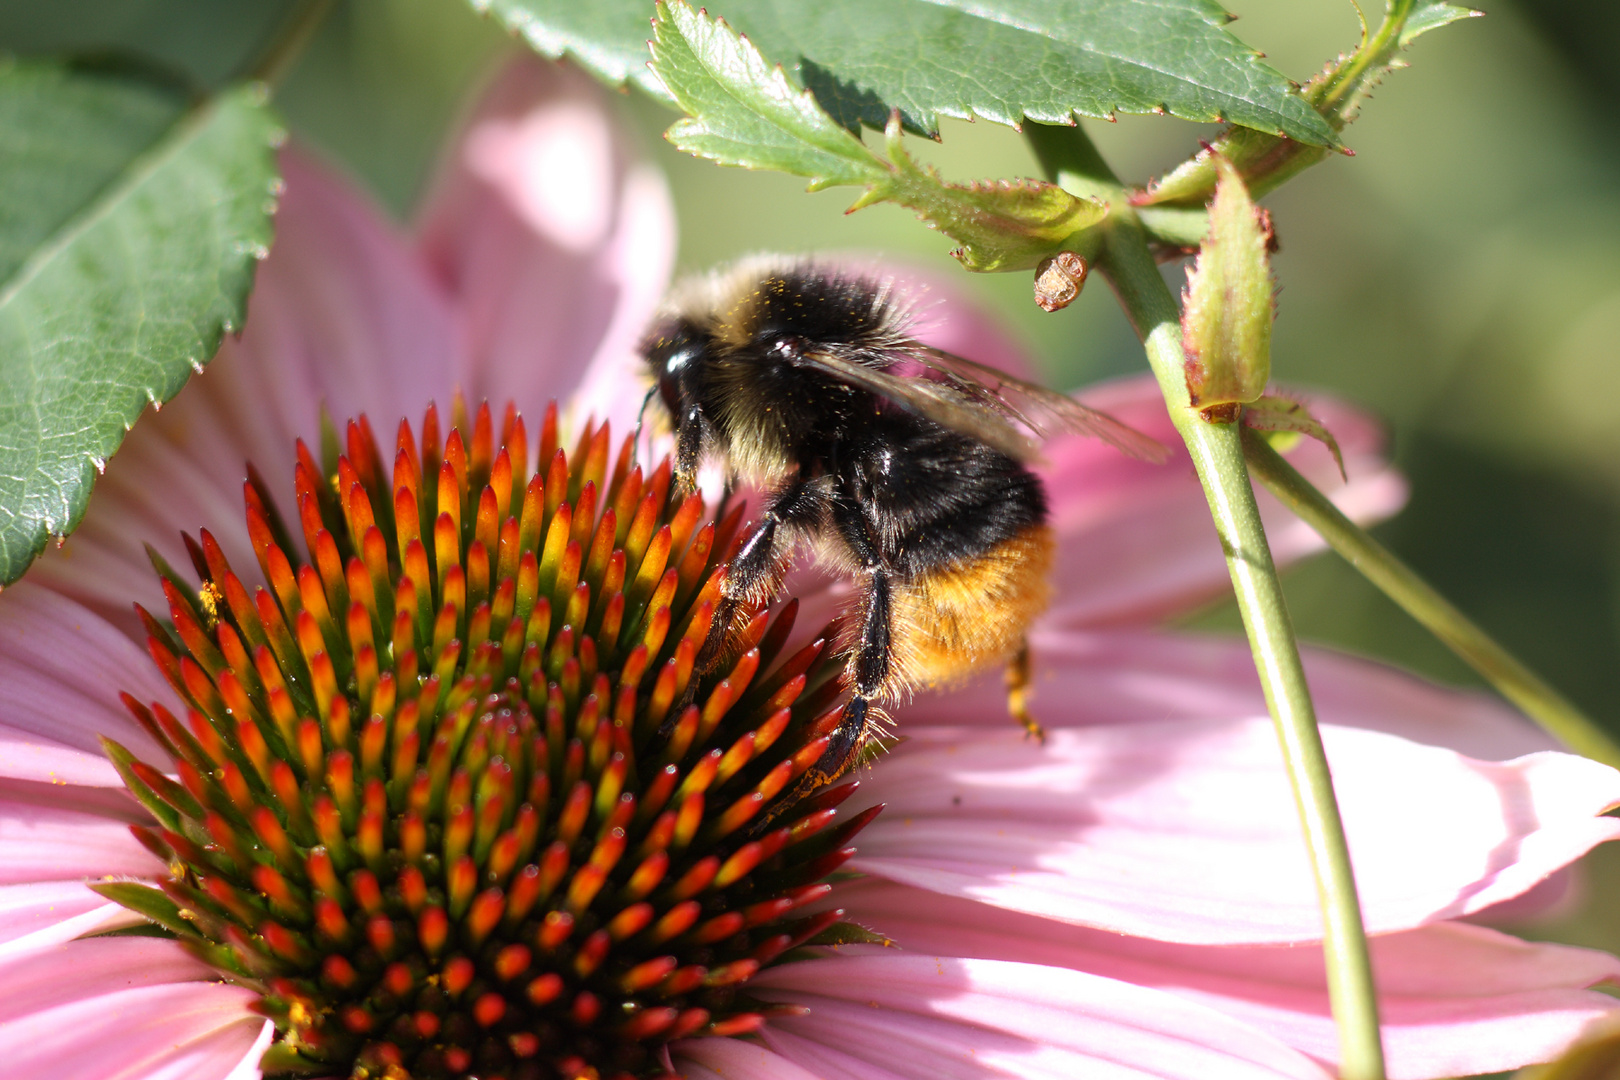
[
  {"x1": 1005, "y1": 639, "x2": 1045, "y2": 742},
  {"x1": 806, "y1": 694, "x2": 878, "y2": 785},
  {"x1": 751, "y1": 495, "x2": 895, "y2": 827},
  {"x1": 693, "y1": 475, "x2": 823, "y2": 675},
  {"x1": 747, "y1": 696, "x2": 878, "y2": 837},
  {"x1": 672, "y1": 402, "x2": 706, "y2": 491},
  {"x1": 827, "y1": 489, "x2": 895, "y2": 697}
]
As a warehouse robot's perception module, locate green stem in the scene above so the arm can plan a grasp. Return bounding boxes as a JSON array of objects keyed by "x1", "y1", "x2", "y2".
[
  {"x1": 1315, "y1": 0, "x2": 1410, "y2": 117},
  {"x1": 244, "y1": 0, "x2": 337, "y2": 88},
  {"x1": 1028, "y1": 123, "x2": 1387, "y2": 1080},
  {"x1": 1136, "y1": 206, "x2": 1208, "y2": 249},
  {"x1": 1242, "y1": 429, "x2": 1620, "y2": 768}
]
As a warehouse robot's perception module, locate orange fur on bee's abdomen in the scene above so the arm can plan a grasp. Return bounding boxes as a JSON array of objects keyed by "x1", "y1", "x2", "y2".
[{"x1": 850, "y1": 524, "x2": 1053, "y2": 702}]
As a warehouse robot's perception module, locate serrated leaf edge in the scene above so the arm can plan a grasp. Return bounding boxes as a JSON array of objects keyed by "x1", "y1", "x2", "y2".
[{"x1": 0, "y1": 81, "x2": 284, "y2": 583}]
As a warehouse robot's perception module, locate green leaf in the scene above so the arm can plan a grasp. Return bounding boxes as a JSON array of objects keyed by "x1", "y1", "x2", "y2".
[
  {"x1": 1399, "y1": 1, "x2": 1481, "y2": 47},
  {"x1": 650, "y1": 0, "x2": 885, "y2": 188},
  {"x1": 1181, "y1": 154, "x2": 1273, "y2": 414},
  {"x1": 482, "y1": 0, "x2": 1337, "y2": 146},
  {"x1": 0, "y1": 61, "x2": 282, "y2": 584},
  {"x1": 652, "y1": 2, "x2": 1105, "y2": 273}
]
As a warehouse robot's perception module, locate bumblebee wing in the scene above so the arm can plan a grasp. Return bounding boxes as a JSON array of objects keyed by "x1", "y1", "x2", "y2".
[
  {"x1": 794, "y1": 348, "x2": 1043, "y2": 461},
  {"x1": 913, "y1": 346, "x2": 1171, "y2": 463}
]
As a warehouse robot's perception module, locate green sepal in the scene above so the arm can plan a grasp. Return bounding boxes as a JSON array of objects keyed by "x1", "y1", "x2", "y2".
[
  {"x1": 88, "y1": 880, "x2": 196, "y2": 938},
  {"x1": 87, "y1": 921, "x2": 179, "y2": 939},
  {"x1": 1181, "y1": 156, "x2": 1273, "y2": 413},
  {"x1": 1243, "y1": 394, "x2": 1346, "y2": 480},
  {"x1": 100, "y1": 736, "x2": 183, "y2": 832},
  {"x1": 802, "y1": 920, "x2": 895, "y2": 947}
]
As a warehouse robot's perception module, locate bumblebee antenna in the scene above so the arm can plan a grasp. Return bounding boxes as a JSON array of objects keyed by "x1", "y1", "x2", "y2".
[{"x1": 632, "y1": 385, "x2": 658, "y2": 467}]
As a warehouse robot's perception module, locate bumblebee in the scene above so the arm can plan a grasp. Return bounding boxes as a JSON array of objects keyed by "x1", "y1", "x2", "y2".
[{"x1": 640, "y1": 258, "x2": 1164, "y2": 792}]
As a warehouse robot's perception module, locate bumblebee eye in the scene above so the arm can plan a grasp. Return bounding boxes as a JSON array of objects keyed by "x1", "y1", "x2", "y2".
[
  {"x1": 642, "y1": 319, "x2": 709, "y2": 415},
  {"x1": 654, "y1": 341, "x2": 704, "y2": 414},
  {"x1": 663, "y1": 342, "x2": 698, "y2": 374}
]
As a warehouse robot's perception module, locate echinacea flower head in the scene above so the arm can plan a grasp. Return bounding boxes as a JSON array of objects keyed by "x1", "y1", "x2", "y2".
[
  {"x1": 101, "y1": 396, "x2": 874, "y2": 1079},
  {"x1": 5, "y1": 56, "x2": 1620, "y2": 1080}
]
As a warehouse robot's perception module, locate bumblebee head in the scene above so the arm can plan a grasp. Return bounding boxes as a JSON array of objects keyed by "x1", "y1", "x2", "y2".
[{"x1": 641, "y1": 317, "x2": 711, "y2": 418}]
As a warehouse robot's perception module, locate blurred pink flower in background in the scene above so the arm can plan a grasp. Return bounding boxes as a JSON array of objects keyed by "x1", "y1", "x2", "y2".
[{"x1": 1, "y1": 58, "x2": 1617, "y2": 1080}]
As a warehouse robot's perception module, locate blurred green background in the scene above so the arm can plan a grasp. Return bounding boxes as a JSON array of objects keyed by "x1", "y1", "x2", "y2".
[{"x1": 4, "y1": 0, "x2": 1619, "y2": 960}]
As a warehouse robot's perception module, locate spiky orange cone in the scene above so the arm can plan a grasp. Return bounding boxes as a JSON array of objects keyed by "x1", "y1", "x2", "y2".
[{"x1": 100, "y1": 399, "x2": 875, "y2": 1080}]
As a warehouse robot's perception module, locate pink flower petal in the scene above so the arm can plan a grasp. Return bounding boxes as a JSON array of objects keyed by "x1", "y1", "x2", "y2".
[
  {"x1": 909, "y1": 627, "x2": 1553, "y2": 761},
  {"x1": 0, "y1": 900, "x2": 144, "y2": 961},
  {"x1": 748, "y1": 954, "x2": 1330, "y2": 1079},
  {"x1": 0, "y1": 777, "x2": 146, "y2": 823},
  {"x1": 416, "y1": 57, "x2": 675, "y2": 438},
  {"x1": 0, "y1": 936, "x2": 215, "y2": 1019},
  {"x1": 0, "y1": 785, "x2": 157, "y2": 885},
  {"x1": 30, "y1": 147, "x2": 462, "y2": 631},
  {"x1": 220, "y1": 1022, "x2": 276, "y2": 1080},
  {"x1": 0, "y1": 727, "x2": 123, "y2": 788},
  {"x1": 1040, "y1": 377, "x2": 1407, "y2": 626},
  {"x1": 849, "y1": 720, "x2": 1620, "y2": 943},
  {"x1": 0, "y1": 883, "x2": 120, "y2": 949},
  {"x1": 0, "y1": 582, "x2": 168, "y2": 766},
  {"x1": 677, "y1": 1038, "x2": 826, "y2": 1080},
  {"x1": 0, "y1": 977, "x2": 262, "y2": 1080},
  {"x1": 835, "y1": 878, "x2": 1620, "y2": 1080}
]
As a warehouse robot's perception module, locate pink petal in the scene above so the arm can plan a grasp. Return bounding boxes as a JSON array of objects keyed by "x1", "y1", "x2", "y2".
[
  {"x1": 1039, "y1": 376, "x2": 1407, "y2": 626},
  {"x1": 0, "y1": 936, "x2": 216, "y2": 1019},
  {"x1": 849, "y1": 719, "x2": 1620, "y2": 943},
  {"x1": 0, "y1": 785, "x2": 157, "y2": 884},
  {"x1": 836, "y1": 878, "x2": 1620, "y2": 1080},
  {"x1": 0, "y1": 883, "x2": 125, "y2": 950},
  {"x1": 416, "y1": 57, "x2": 675, "y2": 439},
  {"x1": 220, "y1": 1022, "x2": 276, "y2": 1080},
  {"x1": 677, "y1": 1038, "x2": 826, "y2": 1080},
  {"x1": 908, "y1": 626, "x2": 1553, "y2": 761},
  {"x1": 0, "y1": 582, "x2": 168, "y2": 766},
  {"x1": 0, "y1": 977, "x2": 262, "y2": 1080},
  {"x1": 0, "y1": 901, "x2": 144, "y2": 961},
  {"x1": 30, "y1": 146, "x2": 462, "y2": 632},
  {"x1": 0, "y1": 727, "x2": 124, "y2": 788},
  {"x1": 748, "y1": 954, "x2": 1330, "y2": 1079},
  {"x1": 0, "y1": 882, "x2": 105, "y2": 945}
]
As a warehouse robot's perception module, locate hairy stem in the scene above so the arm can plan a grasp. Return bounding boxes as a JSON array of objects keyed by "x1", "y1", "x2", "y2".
[
  {"x1": 1028, "y1": 122, "x2": 1387, "y2": 1080},
  {"x1": 1243, "y1": 429, "x2": 1620, "y2": 768}
]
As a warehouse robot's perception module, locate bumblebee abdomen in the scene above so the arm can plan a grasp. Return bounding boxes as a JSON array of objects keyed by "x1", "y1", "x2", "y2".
[{"x1": 885, "y1": 523, "x2": 1054, "y2": 696}]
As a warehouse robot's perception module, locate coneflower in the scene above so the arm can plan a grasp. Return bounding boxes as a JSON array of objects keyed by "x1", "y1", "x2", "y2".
[
  {"x1": 3, "y1": 59, "x2": 1617, "y2": 1080},
  {"x1": 101, "y1": 399, "x2": 874, "y2": 1080}
]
